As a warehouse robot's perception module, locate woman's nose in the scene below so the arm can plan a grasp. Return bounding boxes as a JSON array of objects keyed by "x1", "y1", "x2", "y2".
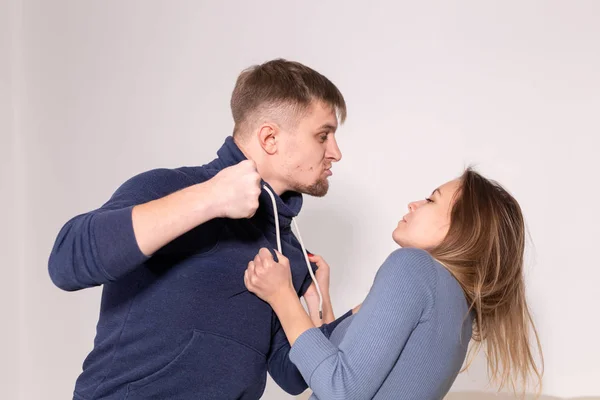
[
  {"x1": 408, "y1": 201, "x2": 418, "y2": 212},
  {"x1": 408, "y1": 200, "x2": 426, "y2": 212}
]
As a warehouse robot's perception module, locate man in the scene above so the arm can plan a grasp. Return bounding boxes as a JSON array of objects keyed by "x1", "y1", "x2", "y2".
[{"x1": 49, "y1": 59, "x2": 347, "y2": 399}]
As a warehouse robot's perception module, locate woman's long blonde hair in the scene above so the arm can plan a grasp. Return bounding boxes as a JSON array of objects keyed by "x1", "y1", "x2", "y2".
[{"x1": 430, "y1": 168, "x2": 543, "y2": 396}]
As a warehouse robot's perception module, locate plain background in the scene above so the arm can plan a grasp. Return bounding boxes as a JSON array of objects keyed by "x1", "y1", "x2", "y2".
[{"x1": 2, "y1": 1, "x2": 599, "y2": 399}]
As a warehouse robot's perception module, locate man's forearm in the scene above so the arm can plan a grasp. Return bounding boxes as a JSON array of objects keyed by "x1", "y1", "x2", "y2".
[{"x1": 132, "y1": 181, "x2": 221, "y2": 256}]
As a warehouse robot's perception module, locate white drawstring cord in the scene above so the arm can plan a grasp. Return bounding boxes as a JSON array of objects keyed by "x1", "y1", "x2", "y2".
[
  {"x1": 263, "y1": 185, "x2": 282, "y2": 253},
  {"x1": 263, "y1": 185, "x2": 323, "y2": 320},
  {"x1": 292, "y1": 217, "x2": 323, "y2": 320}
]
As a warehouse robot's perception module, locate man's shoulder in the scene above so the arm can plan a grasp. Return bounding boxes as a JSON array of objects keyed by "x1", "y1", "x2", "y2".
[
  {"x1": 136, "y1": 165, "x2": 213, "y2": 184},
  {"x1": 115, "y1": 165, "x2": 214, "y2": 199}
]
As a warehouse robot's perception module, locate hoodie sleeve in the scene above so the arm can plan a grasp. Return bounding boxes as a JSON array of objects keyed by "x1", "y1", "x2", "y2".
[
  {"x1": 266, "y1": 310, "x2": 353, "y2": 395},
  {"x1": 48, "y1": 168, "x2": 197, "y2": 291},
  {"x1": 298, "y1": 263, "x2": 318, "y2": 296}
]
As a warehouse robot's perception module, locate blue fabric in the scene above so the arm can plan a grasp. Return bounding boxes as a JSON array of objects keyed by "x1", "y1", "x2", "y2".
[
  {"x1": 49, "y1": 136, "x2": 323, "y2": 399},
  {"x1": 290, "y1": 248, "x2": 473, "y2": 400}
]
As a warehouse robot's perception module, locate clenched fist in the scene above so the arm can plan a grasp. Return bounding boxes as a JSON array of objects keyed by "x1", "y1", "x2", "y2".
[{"x1": 209, "y1": 160, "x2": 262, "y2": 219}]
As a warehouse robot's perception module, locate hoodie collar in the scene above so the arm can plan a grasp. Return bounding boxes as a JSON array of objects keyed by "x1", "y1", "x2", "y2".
[{"x1": 215, "y1": 136, "x2": 303, "y2": 228}]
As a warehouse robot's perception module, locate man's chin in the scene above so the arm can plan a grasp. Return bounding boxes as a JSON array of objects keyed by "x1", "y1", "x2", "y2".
[{"x1": 295, "y1": 179, "x2": 329, "y2": 197}]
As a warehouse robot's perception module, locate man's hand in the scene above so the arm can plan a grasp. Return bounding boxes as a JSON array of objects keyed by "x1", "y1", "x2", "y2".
[{"x1": 209, "y1": 160, "x2": 262, "y2": 219}]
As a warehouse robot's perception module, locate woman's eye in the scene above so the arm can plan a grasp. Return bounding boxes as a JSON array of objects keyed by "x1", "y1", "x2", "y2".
[{"x1": 426, "y1": 198, "x2": 433, "y2": 203}]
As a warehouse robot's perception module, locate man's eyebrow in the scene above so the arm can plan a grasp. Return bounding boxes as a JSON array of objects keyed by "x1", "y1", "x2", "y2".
[{"x1": 317, "y1": 123, "x2": 337, "y2": 132}]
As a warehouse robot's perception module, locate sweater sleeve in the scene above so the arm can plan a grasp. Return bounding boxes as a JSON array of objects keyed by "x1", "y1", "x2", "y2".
[
  {"x1": 288, "y1": 248, "x2": 437, "y2": 400},
  {"x1": 48, "y1": 168, "x2": 197, "y2": 291},
  {"x1": 267, "y1": 309, "x2": 354, "y2": 395}
]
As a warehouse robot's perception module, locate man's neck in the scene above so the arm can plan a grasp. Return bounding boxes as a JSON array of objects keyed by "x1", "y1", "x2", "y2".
[{"x1": 233, "y1": 135, "x2": 287, "y2": 196}]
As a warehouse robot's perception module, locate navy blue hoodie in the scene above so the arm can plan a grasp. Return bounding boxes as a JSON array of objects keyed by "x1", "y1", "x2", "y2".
[{"x1": 49, "y1": 137, "x2": 347, "y2": 399}]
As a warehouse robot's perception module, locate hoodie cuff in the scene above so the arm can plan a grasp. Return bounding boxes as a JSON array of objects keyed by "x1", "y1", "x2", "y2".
[
  {"x1": 298, "y1": 259, "x2": 319, "y2": 296},
  {"x1": 321, "y1": 309, "x2": 353, "y2": 338}
]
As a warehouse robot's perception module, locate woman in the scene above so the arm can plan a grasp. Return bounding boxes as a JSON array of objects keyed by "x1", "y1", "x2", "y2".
[{"x1": 245, "y1": 168, "x2": 543, "y2": 400}]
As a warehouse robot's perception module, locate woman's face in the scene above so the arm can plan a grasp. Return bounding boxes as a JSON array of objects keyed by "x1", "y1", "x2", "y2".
[{"x1": 392, "y1": 179, "x2": 461, "y2": 250}]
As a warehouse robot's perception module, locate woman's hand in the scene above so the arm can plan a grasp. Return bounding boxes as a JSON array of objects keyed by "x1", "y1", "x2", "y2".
[
  {"x1": 303, "y1": 253, "x2": 335, "y2": 324},
  {"x1": 244, "y1": 248, "x2": 295, "y2": 304},
  {"x1": 304, "y1": 253, "x2": 331, "y2": 298}
]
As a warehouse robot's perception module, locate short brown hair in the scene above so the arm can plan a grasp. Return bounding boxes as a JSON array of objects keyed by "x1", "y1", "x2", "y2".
[{"x1": 230, "y1": 59, "x2": 346, "y2": 136}]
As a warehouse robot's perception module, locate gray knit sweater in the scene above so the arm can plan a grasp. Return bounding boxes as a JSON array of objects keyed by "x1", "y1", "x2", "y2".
[{"x1": 289, "y1": 248, "x2": 473, "y2": 400}]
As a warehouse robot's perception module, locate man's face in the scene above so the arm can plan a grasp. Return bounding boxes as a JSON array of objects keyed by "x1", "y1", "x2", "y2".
[{"x1": 278, "y1": 101, "x2": 342, "y2": 197}]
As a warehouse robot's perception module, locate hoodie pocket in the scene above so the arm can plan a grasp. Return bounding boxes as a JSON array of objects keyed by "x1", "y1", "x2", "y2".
[{"x1": 125, "y1": 330, "x2": 266, "y2": 400}]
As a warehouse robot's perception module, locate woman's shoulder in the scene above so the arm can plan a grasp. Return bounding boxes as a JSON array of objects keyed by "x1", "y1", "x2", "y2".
[
  {"x1": 366, "y1": 248, "x2": 440, "y2": 321},
  {"x1": 372, "y1": 248, "x2": 439, "y2": 294},
  {"x1": 379, "y1": 247, "x2": 437, "y2": 276},
  {"x1": 385, "y1": 247, "x2": 436, "y2": 265},
  {"x1": 381, "y1": 248, "x2": 462, "y2": 291},
  {"x1": 372, "y1": 248, "x2": 468, "y2": 323}
]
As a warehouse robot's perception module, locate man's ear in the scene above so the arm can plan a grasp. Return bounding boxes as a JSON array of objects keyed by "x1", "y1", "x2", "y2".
[{"x1": 257, "y1": 123, "x2": 279, "y2": 155}]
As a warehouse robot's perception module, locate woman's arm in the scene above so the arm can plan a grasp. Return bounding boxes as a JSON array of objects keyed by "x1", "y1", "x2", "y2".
[
  {"x1": 290, "y1": 249, "x2": 436, "y2": 399},
  {"x1": 303, "y1": 253, "x2": 335, "y2": 325},
  {"x1": 245, "y1": 248, "x2": 437, "y2": 400},
  {"x1": 304, "y1": 282, "x2": 335, "y2": 326}
]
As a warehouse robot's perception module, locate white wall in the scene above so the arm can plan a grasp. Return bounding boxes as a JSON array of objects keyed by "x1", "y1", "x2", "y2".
[
  {"x1": 14, "y1": 1, "x2": 600, "y2": 399},
  {"x1": 1, "y1": 0, "x2": 21, "y2": 399}
]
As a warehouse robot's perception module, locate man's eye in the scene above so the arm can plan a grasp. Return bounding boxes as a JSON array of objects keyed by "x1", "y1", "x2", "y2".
[{"x1": 320, "y1": 134, "x2": 329, "y2": 142}]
